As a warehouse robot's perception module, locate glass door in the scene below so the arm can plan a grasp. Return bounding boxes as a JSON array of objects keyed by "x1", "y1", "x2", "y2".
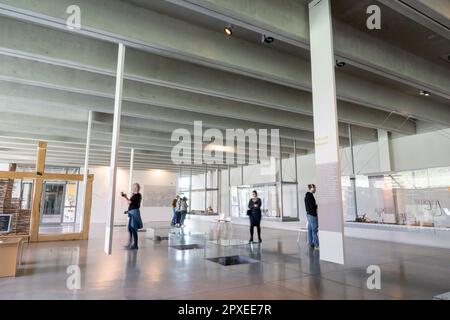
[
  {"x1": 41, "y1": 182, "x2": 66, "y2": 225},
  {"x1": 235, "y1": 184, "x2": 280, "y2": 220}
]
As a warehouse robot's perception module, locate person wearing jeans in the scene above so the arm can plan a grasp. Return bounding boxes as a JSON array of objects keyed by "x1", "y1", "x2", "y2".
[
  {"x1": 122, "y1": 183, "x2": 143, "y2": 250},
  {"x1": 179, "y1": 196, "x2": 188, "y2": 227},
  {"x1": 171, "y1": 195, "x2": 179, "y2": 226},
  {"x1": 304, "y1": 184, "x2": 319, "y2": 249}
]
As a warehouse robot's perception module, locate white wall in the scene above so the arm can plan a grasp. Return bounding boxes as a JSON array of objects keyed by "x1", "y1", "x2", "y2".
[
  {"x1": 244, "y1": 162, "x2": 277, "y2": 185},
  {"x1": 218, "y1": 128, "x2": 450, "y2": 225},
  {"x1": 89, "y1": 166, "x2": 178, "y2": 225},
  {"x1": 391, "y1": 128, "x2": 450, "y2": 171}
]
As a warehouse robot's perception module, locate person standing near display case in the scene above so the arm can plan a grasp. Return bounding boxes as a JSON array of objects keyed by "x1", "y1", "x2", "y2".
[
  {"x1": 305, "y1": 184, "x2": 319, "y2": 250},
  {"x1": 179, "y1": 196, "x2": 188, "y2": 227},
  {"x1": 248, "y1": 190, "x2": 262, "y2": 243}
]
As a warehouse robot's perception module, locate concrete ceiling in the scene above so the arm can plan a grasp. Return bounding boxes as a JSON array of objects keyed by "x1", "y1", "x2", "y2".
[
  {"x1": 0, "y1": 0, "x2": 448, "y2": 172},
  {"x1": 333, "y1": 0, "x2": 450, "y2": 69}
]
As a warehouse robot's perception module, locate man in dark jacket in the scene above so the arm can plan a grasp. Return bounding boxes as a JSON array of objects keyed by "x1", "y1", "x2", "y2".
[{"x1": 304, "y1": 184, "x2": 319, "y2": 249}]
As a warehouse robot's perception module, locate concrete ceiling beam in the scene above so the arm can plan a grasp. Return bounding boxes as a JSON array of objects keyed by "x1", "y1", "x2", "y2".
[{"x1": 0, "y1": 3, "x2": 445, "y2": 125}]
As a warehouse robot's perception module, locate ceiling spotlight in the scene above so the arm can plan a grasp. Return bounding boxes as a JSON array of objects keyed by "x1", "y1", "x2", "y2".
[
  {"x1": 420, "y1": 90, "x2": 430, "y2": 97},
  {"x1": 262, "y1": 34, "x2": 275, "y2": 44},
  {"x1": 336, "y1": 60, "x2": 346, "y2": 68},
  {"x1": 224, "y1": 25, "x2": 233, "y2": 36}
]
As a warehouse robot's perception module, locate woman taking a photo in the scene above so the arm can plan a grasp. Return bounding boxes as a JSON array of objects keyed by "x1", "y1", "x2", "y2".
[
  {"x1": 121, "y1": 183, "x2": 143, "y2": 250},
  {"x1": 247, "y1": 190, "x2": 262, "y2": 243}
]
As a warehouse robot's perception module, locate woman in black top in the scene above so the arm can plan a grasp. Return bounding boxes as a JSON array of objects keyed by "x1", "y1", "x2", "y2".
[
  {"x1": 248, "y1": 190, "x2": 262, "y2": 243},
  {"x1": 122, "y1": 183, "x2": 143, "y2": 250}
]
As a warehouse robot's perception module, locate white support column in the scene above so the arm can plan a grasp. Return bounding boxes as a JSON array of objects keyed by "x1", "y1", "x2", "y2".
[
  {"x1": 348, "y1": 124, "x2": 358, "y2": 220},
  {"x1": 128, "y1": 148, "x2": 135, "y2": 195},
  {"x1": 378, "y1": 129, "x2": 392, "y2": 172},
  {"x1": 204, "y1": 165, "x2": 208, "y2": 212},
  {"x1": 294, "y1": 139, "x2": 299, "y2": 221},
  {"x1": 278, "y1": 135, "x2": 284, "y2": 221},
  {"x1": 216, "y1": 168, "x2": 220, "y2": 215},
  {"x1": 80, "y1": 110, "x2": 93, "y2": 231},
  {"x1": 104, "y1": 43, "x2": 126, "y2": 255},
  {"x1": 309, "y1": 0, "x2": 345, "y2": 264},
  {"x1": 189, "y1": 167, "x2": 192, "y2": 214},
  {"x1": 178, "y1": 167, "x2": 182, "y2": 195},
  {"x1": 228, "y1": 162, "x2": 231, "y2": 219}
]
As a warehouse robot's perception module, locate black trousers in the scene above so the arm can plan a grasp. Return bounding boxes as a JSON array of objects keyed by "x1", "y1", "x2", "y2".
[{"x1": 249, "y1": 223, "x2": 261, "y2": 240}]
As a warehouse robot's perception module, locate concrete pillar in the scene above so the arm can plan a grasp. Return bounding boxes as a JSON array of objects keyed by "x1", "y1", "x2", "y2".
[
  {"x1": 309, "y1": 0, "x2": 345, "y2": 264},
  {"x1": 378, "y1": 129, "x2": 392, "y2": 172},
  {"x1": 104, "y1": 43, "x2": 126, "y2": 255}
]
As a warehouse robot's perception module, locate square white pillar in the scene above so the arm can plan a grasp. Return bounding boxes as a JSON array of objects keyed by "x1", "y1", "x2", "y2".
[
  {"x1": 104, "y1": 43, "x2": 126, "y2": 255},
  {"x1": 309, "y1": 0, "x2": 345, "y2": 264}
]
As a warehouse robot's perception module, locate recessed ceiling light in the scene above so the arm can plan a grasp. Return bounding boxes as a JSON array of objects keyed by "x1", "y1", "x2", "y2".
[
  {"x1": 224, "y1": 25, "x2": 233, "y2": 36},
  {"x1": 420, "y1": 90, "x2": 430, "y2": 97}
]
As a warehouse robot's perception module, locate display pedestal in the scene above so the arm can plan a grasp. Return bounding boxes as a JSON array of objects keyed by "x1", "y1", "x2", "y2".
[
  {"x1": 0, "y1": 238, "x2": 21, "y2": 277},
  {"x1": 147, "y1": 226, "x2": 171, "y2": 240}
]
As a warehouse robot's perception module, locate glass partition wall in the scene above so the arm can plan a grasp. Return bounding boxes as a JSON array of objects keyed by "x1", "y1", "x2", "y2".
[
  {"x1": 19, "y1": 165, "x2": 81, "y2": 233},
  {"x1": 179, "y1": 166, "x2": 219, "y2": 216},
  {"x1": 279, "y1": 139, "x2": 300, "y2": 221},
  {"x1": 225, "y1": 138, "x2": 300, "y2": 222},
  {"x1": 8, "y1": 165, "x2": 83, "y2": 235},
  {"x1": 342, "y1": 167, "x2": 450, "y2": 228},
  {"x1": 177, "y1": 130, "x2": 449, "y2": 230}
]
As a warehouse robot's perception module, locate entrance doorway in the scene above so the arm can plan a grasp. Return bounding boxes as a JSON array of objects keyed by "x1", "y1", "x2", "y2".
[
  {"x1": 41, "y1": 182, "x2": 65, "y2": 224},
  {"x1": 40, "y1": 181, "x2": 79, "y2": 232}
]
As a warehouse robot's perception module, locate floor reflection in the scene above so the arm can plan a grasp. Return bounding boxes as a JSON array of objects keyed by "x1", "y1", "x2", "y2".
[{"x1": 2, "y1": 220, "x2": 449, "y2": 300}]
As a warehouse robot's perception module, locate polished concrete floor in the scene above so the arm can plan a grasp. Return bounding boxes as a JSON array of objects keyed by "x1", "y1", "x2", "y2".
[{"x1": 1, "y1": 220, "x2": 450, "y2": 300}]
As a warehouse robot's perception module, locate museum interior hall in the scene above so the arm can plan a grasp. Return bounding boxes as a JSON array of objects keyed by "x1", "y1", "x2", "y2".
[{"x1": 0, "y1": 0, "x2": 449, "y2": 301}]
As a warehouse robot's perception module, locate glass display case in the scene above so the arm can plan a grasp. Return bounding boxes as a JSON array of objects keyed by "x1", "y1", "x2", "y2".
[
  {"x1": 342, "y1": 166, "x2": 450, "y2": 228},
  {"x1": 233, "y1": 184, "x2": 279, "y2": 219}
]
